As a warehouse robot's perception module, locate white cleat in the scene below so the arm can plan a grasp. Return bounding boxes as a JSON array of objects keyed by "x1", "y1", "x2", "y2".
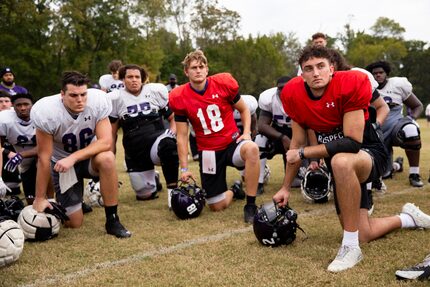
[
  {"x1": 402, "y1": 203, "x2": 430, "y2": 229},
  {"x1": 327, "y1": 245, "x2": 363, "y2": 272}
]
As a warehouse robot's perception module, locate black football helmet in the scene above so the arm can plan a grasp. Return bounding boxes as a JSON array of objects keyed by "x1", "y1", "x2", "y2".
[
  {"x1": 171, "y1": 181, "x2": 206, "y2": 220},
  {"x1": 253, "y1": 200, "x2": 300, "y2": 247},
  {"x1": 0, "y1": 196, "x2": 25, "y2": 221},
  {"x1": 301, "y1": 165, "x2": 332, "y2": 203}
]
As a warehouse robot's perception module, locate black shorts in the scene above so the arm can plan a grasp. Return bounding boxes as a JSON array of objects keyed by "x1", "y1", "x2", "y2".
[
  {"x1": 51, "y1": 159, "x2": 98, "y2": 208},
  {"x1": 122, "y1": 124, "x2": 163, "y2": 172},
  {"x1": 329, "y1": 120, "x2": 388, "y2": 214},
  {"x1": 198, "y1": 141, "x2": 242, "y2": 199}
]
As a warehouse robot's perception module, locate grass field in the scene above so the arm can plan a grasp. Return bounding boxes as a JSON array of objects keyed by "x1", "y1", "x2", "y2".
[{"x1": 2, "y1": 120, "x2": 430, "y2": 287}]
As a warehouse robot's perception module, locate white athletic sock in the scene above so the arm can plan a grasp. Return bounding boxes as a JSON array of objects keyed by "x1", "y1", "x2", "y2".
[
  {"x1": 409, "y1": 167, "x2": 419, "y2": 174},
  {"x1": 341, "y1": 230, "x2": 359, "y2": 248},
  {"x1": 399, "y1": 213, "x2": 416, "y2": 228}
]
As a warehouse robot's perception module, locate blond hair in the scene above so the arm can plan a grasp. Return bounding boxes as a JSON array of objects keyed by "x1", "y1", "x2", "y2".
[{"x1": 182, "y1": 50, "x2": 208, "y2": 70}]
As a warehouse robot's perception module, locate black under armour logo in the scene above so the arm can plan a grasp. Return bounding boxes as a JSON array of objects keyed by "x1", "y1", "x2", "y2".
[{"x1": 84, "y1": 116, "x2": 91, "y2": 121}]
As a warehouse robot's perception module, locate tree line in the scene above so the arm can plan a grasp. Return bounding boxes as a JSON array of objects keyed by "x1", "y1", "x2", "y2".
[{"x1": 1, "y1": 0, "x2": 429, "y2": 109}]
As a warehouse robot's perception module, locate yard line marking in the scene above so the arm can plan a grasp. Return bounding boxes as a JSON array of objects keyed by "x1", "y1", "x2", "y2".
[
  {"x1": 19, "y1": 185, "x2": 428, "y2": 287},
  {"x1": 19, "y1": 227, "x2": 252, "y2": 287}
]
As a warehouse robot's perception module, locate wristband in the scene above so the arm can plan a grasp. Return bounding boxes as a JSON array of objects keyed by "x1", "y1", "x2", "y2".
[
  {"x1": 298, "y1": 147, "x2": 305, "y2": 160},
  {"x1": 180, "y1": 167, "x2": 189, "y2": 173}
]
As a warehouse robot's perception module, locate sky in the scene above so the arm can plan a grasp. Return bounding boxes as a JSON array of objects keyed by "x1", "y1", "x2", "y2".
[{"x1": 217, "y1": 0, "x2": 430, "y2": 45}]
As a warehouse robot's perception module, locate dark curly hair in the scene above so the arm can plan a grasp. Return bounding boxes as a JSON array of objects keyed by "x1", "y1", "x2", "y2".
[{"x1": 365, "y1": 61, "x2": 391, "y2": 75}]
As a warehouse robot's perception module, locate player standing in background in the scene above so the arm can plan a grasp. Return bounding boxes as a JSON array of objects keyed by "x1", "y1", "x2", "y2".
[{"x1": 99, "y1": 60, "x2": 124, "y2": 93}]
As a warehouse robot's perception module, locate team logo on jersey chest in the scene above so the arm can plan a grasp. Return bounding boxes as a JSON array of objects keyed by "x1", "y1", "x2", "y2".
[
  {"x1": 84, "y1": 116, "x2": 91, "y2": 121},
  {"x1": 212, "y1": 94, "x2": 219, "y2": 99},
  {"x1": 326, "y1": 102, "x2": 335, "y2": 108}
]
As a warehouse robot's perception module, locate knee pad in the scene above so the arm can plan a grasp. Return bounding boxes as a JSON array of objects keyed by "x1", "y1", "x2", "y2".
[
  {"x1": 394, "y1": 118, "x2": 421, "y2": 150},
  {"x1": 128, "y1": 170, "x2": 156, "y2": 197},
  {"x1": 150, "y1": 130, "x2": 177, "y2": 165},
  {"x1": 255, "y1": 134, "x2": 275, "y2": 159},
  {"x1": 158, "y1": 137, "x2": 178, "y2": 164},
  {"x1": 158, "y1": 137, "x2": 179, "y2": 184}
]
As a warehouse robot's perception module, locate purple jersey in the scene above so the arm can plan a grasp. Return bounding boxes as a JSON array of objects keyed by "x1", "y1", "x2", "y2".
[{"x1": 0, "y1": 84, "x2": 28, "y2": 96}]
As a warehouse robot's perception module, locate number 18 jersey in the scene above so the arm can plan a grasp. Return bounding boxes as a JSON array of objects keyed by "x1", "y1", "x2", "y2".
[{"x1": 169, "y1": 73, "x2": 240, "y2": 151}]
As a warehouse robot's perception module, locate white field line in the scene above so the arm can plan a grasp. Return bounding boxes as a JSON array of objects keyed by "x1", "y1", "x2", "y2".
[{"x1": 19, "y1": 184, "x2": 427, "y2": 287}]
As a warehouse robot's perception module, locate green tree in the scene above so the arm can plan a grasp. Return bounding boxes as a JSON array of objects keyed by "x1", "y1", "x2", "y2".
[{"x1": 371, "y1": 17, "x2": 405, "y2": 39}]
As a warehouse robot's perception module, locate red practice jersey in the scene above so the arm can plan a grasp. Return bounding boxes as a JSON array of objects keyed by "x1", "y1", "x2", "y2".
[
  {"x1": 169, "y1": 73, "x2": 241, "y2": 151},
  {"x1": 281, "y1": 70, "x2": 371, "y2": 142}
]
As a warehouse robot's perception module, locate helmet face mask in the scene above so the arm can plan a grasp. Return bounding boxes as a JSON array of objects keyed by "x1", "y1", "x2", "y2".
[
  {"x1": 171, "y1": 181, "x2": 206, "y2": 220},
  {"x1": 301, "y1": 166, "x2": 332, "y2": 203},
  {"x1": 253, "y1": 201, "x2": 299, "y2": 247}
]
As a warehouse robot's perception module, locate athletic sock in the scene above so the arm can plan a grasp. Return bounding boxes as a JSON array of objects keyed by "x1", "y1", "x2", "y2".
[
  {"x1": 409, "y1": 167, "x2": 419, "y2": 174},
  {"x1": 399, "y1": 213, "x2": 416, "y2": 228},
  {"x1": 341, "y1": 230, "x2": 359, "y2": 248},
  {"x1": 105, "y1": 205, "x2": 118, "y2": 219},
  {"x1": 246, "y1": 195, "x2": 256, "y2": 205}
]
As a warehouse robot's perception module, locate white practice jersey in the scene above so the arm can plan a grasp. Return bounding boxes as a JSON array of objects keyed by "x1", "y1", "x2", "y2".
[
  {"x1": 108, "y1": 83, "x2": 169, "y2": 119},
  {"x1": 259, "y1": 87, "x2": 291, "y2": 128},
  {"x1": 233, "y1": 95, "x2": 258, "y2": 130},
  {"x1": 0, "y1": 109, "x2": 36, "y2": 172},
  {"x1": 377, "y1": 77, "x2": 412, "y2": 107},
  {"x1": 352, "y1": 67, "x2": 378, "y2": 93},
  {"x1": 31, "y1": 88, "x2": 112, "y2": 162},
  {"x1": 99, "y1": 74, "x2": 124, "y2": 92}
]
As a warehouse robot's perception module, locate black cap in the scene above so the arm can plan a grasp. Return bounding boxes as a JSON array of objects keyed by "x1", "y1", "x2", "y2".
[
  {"x1": 0, "y1": 67, "x2": 14, "y2": 78},
  {"x1": 169, "y1": 74, "x2": 177, "y2": 80}
]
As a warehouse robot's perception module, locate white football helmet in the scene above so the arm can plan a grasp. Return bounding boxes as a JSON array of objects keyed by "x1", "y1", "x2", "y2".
[
  {"x1": 0, "y1": 219, "x2": 24, "y2": 267},
  {"x1": 17, "y1": 205, "x2": 60, "y2": 241}
]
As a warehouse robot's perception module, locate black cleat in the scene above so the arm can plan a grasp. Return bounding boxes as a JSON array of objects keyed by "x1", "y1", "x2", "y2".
[
  {"x1": 106, "y1": 215, "x2": 131, "y2": 238},
  {"x1": 244, "y1": 204, "x2": 257, "y2": 223},
  {"x1": 82, "y1": 201, "x2": 93, "y2": 214},
  {"x1": 256, "y1": 183, "x2": 264, "y2": 196},
  {"x1": 395, "y1": 254, "x2": 430, "y2": 281},
  {"x1": 155, "y1": 171, "x2": 162, "y2": 192},
  {"x1": 231, "y1": 180, "x2": 245, "y2": 200},
  {"x1": 394, "y1": 157, "x2": 404, "y2": 173},
  {"x1": 409, "y1": 173, "x2": 424, "y2": 187}
]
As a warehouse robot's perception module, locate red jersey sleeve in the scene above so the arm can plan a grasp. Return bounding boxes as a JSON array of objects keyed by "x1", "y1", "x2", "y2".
[
  {"x1": 210, "y1": 73, "x2": 239, "y2": 102},
  {"x1": 340, "y1": 71, "x2": 371, "y2": 118},
  {"x1": 168, "y1": 85, "x2": 187, "y2": 117}
]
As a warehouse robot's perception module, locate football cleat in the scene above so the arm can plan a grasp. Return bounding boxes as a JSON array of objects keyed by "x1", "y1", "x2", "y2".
[
  {"x1": 81, "y1": 201, "x2": 93, "y2": 214},
  {"x1": 409, "y1": 174, "x2": 424, "y2": 188},
  {"x1": 327, "y1": 245, "x2": 363, "y2": 272},
  {"x1": 231, "y1": 180, "x2": 245, "y2": 200},
  {"x1": 396, "y1": 254, "x2": 430, "y2": 281},
  {"x1": 372, "y1": 178, "x2": 387, "y2": 194},
  {"x1": 401, "y1": 203, "x2": 430, "y2": 228},
  {"x1": 393, "y1": 156, "x2": 404, "y2": 173},
  {"x1": 105, "y1": 214, "x2": 131, "y2": 238}
]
